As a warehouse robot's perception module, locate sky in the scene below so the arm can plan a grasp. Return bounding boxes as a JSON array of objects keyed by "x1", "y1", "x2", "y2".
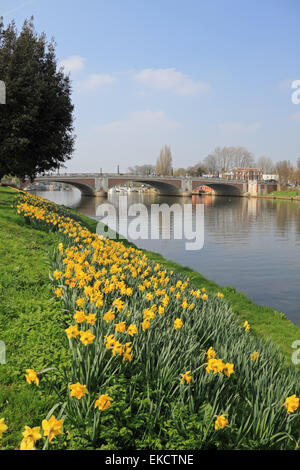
[{"x1": 1, "y1": 0, "x2": 300, "y2": 173}]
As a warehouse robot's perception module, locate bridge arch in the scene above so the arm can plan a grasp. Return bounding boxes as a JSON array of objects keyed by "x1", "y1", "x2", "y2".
[
  {"x1": 26, "y1": 178, "x2": 96, "y2": 196},
  {"x1": 203, "y1": 183, "x2": 242, "y2": 196},
  {"x1": 192, "y1": 180, "x2": 244, "y2": 196},
  {"x1": 108, "y1": 178, "x2": 184, "y2": 196}
]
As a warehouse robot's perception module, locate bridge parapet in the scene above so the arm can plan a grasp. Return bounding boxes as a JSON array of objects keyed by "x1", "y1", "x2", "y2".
[{"x1": 25, "y1": 173, "x2": 278, "y2": 197}]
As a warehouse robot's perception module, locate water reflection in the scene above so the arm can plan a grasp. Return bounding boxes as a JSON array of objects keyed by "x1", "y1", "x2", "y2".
[{"x1": 31, "y1": 189, "x2": 300, "y2": 325}]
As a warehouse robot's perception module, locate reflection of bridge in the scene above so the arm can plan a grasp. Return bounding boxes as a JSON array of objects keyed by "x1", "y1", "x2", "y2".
[{"x1": 23, "y1": 173, "x2": 278, "y2": 197}]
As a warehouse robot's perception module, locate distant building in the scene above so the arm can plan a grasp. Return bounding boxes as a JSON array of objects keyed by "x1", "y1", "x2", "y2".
[
  {"x1": 227, "y1": 167, "x2": 263, "y2": 181},
  {"x1": 262, "y1": 174, "x2": 279, "y2": 181}
]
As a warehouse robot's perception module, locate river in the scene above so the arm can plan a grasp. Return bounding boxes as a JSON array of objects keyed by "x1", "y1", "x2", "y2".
[{"x1": 31, "y1": 189, "x2": 300, "y2": 325}]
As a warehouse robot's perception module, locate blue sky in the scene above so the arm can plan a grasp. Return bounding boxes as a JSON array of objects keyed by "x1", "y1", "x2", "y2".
[{"x1": 1, "y1": 0, "x2": 300, "y2": 172}]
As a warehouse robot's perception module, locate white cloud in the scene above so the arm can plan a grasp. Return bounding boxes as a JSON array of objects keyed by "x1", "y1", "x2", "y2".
[
  {"x1": 218, "y1": 121, "x2": 261, "y2": 134},
  {"x1": 76, "y1": 73, "x2": 116, "y2": 92},
  {"x1": 74, "y1": 110, "x2": 180, "y2": 172},
  {"x1": 134, "y1": 68, "x2": 210, "y2": 95},
  {"x1": 59, "y1": 55, "x2": 85, "y2": 73},
  {"x1": 97, "y1": 109, "x2": 179, "y2": 134}
]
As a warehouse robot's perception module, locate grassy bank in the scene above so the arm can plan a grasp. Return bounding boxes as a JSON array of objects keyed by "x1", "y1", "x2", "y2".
[
  {"x1": 0, "y1": 187, "x2": 70, "y2": 449},
  {"x1": 64, "y1": 194, "x2": 300, "y2": 364},
  {"x1": 1, "y1": 186, "x2": 300, "y2": 450},
  {"x1": 263, "y1": 190, "x2": 300, "y2": 200}
]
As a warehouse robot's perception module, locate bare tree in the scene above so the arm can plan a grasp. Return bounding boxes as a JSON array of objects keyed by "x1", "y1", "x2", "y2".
[
  {"x1": 155, "y1": 145, "x2": 173, "y2": 175},
  {"x1": 231, "y1": 146, "x2": 254, "y2": 168},
  {"x1": 173, "y1": 167, "x2": 187, "y2": 176},
  {"x1": 294, "y1": 158, "x2": 300, "y2": 185},
  {"x1": 256, "y1": 156, "x2": 274, "y2": 174},
  {"x1": 128, "y1": 164, "x2": 154, "y2": 175},
  {"x1": 203, "y1": 154, "x2": 218, "y2": 174},
  {"x1": 204, "y1": 146, "x2": 254, "y2": 173},
  {"x1": 275, "y1": 160, "x2": 294, "y2": 186}
]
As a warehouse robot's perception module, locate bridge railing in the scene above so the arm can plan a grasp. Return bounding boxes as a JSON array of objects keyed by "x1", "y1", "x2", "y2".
[{"x1": 35, "y1": 173, "x2": 276, "y2": 185}]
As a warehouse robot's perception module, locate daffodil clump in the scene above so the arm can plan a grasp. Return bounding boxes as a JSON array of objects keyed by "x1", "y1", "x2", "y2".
[{"x1": 10, "y1": 191, "x2": 300, "y2": 450}]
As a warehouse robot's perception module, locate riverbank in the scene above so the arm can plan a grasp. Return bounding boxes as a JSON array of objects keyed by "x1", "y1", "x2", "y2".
[
  {"x1": 252, "y1": 190, "x2": 300, "y2": 201},
  {"x1": 1, "y1": 186, "x2": 300, "y2": 450},
  {"x1": 0, "y1": 187, "x2": 71, "y2": 449},
  {"x1": 2, "y1": 186, "x2": 300, "y2": 361},
  {"x1": 64, "y1": 195, "x2": 300, "y2": 363}
]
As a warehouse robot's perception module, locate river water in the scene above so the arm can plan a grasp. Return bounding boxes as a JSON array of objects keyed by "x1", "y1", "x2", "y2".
[{"x1": 31, "y1": 189, "x2": 300, "y2": 325}]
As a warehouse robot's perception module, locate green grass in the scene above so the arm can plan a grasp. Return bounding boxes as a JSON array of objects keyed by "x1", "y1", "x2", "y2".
[
  {"x1": 45, "y1": 189, "x2": 300, "y2": 363},
  {"x1": 0, "y1": 187, "x2": 70, "y2": 449},
  {"x1": 1, "y1": 186, "x2": 300, "y2": 448},
  {"x1": 14, "y1": 190, "x2": 300, "y2": 450},
  {"x1": 268, "y1": 190, "x2": 300, "y2": 198}
]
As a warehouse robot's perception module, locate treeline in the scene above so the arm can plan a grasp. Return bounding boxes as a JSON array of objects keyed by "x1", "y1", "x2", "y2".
[{"x1": 128, "y1": 145, "x2": 300, "y2": 186}]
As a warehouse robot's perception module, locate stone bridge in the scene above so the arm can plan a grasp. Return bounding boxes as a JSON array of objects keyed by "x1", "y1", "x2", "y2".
[{"x1": 23, "y1": 173, "x2": 278, "y2": 197}]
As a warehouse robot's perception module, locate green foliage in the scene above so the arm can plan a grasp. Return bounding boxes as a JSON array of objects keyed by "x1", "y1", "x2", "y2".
[
  {"x1": 0, "y1": 188, "x2": 70, "y2": 449},
  {"x1": 2, "y1": 187, "x2": 300, "y2": 451},
  {"x1": 0, "y1": 17, "x2": 75, "y2": 180}
]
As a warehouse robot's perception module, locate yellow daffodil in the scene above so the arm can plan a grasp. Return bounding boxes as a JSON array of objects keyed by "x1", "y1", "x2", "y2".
[
  {"x1": 103, "y1": 309, "x2": 116, "y2": 323},
  {"x1": 55, "y1": 288, "x2": 63, "y2": 298},
  {"x1": 251, "y1": 352, "x2": 259, "y2": 361},
  {"x1": 69, "y1": 382, "x2": 88, "y2": 399},
  {"x1": 65, "y1": 324, "x2": 80, "y2": 339},
  {"x1": 127, "y1": 324, "x2": 137, "y2": 337},
  {"x1": 20, "y1": 425, "x2": 42, "y2": 449},
  {"x1": 25, "y1": 369, "x2": 39, "y2": 386},
  {"x1": 174, "y1": 318, "x2": 183, "y2": 329},
  {"x1": 284, "y1": 394, "x2": 299, "y2": 414},
  {"x1": 104, "y1": 334, "x2": 116, "y2": 350},
  {"x1": 76, "y1": 297, "x2": 85, "y2": 307},
  {"x1": 158, "y1": 305, "x2": 165, "y2": 315},
  {"x1": 95, "y1": 394, "x2": 113, "y2": 411},
  {"x1": 181, "y1": 299, "x2": 188, "y2": 309},
  {"x1": 20, "y1": 438, "x2": 36, "y2": 450},
  {"x1": 205, "y1": 358, "x2": 224, "y2": 374},
  {"x1": 223, "y1": 362, "x2": 234, "y2": 377},
  {"x1": 42, "y1": 415, "x2": 64, "y2": 442},
  {"x1": 215, "y1": 414, "x2": 228, "y2": 430},
  {"x1": 0, "y1": 418, "x2": 8, "y2": 438},
  {"x1": 180, "y1": 371, "x2": 192, "y2": 384},
  {"x1": 207, "y1": 347, "x2": 216, "y2": 359},
  {"x1": 115, "y1": 321, "x2": 126, "y2": 333},
  {"x1": 73, "y1": 310, "x2": 86, "y2": 323},
  {"x1": 142, "y1": 319, "x2": 151, "y2": 331},
  {"x1": 86, "y1": 313, "x2": 97, "y2": 325},
  {"x1": 79, "y1": 330, "x2": 95, "y2": 346}
]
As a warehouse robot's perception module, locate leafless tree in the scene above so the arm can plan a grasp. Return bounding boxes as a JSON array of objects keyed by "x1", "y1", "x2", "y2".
[
  {"x1": 128, "y1": 164, "x2": 155, "y2": 175},
  {"x1": 256, "y1": 156, "x2": 274, "y2": 174},
  {"x1": 203, "y1": 154, "x2": 218, "y2": 174},
  {"x1": 275, "y1": 160, "x2": 294, "y2": 186},
  {"x1": 155, "y1": 145, "x2": 173, "y2": 175},
  {"x1": 203, "y1": 146, "x2": 254, "y2": 173},
  {"x1": 231, "y1": 146, "x2": 254, "y2": 168}
]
